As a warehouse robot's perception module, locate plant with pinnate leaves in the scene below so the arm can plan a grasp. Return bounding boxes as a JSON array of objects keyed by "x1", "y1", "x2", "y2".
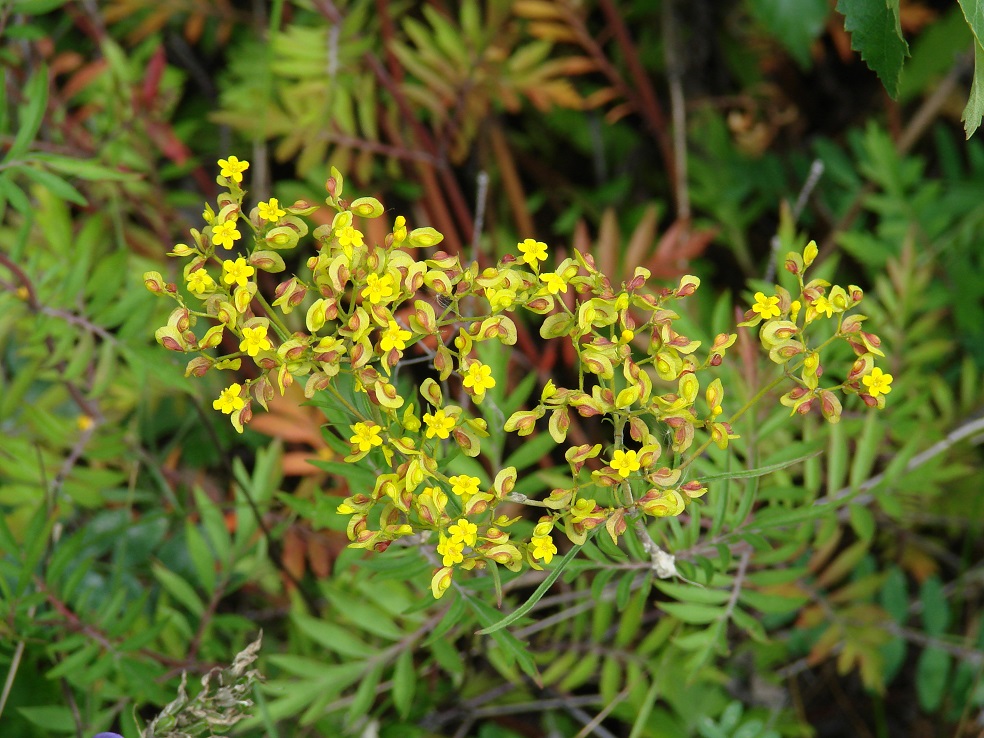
[{"x1": 144, "y1": 156, "x2": 892, "y2": 611}]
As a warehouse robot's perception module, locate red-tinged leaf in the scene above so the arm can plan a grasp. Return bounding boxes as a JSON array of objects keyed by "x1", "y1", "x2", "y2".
[
  {"x1": 647, "y1": 218, "x2": 717, "y2": 278},
  {"x1": 140, "y1": 44, "x2": 167, "y2": 110}
]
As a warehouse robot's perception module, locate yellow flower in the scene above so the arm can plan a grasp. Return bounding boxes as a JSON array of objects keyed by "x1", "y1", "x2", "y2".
[
  {"x1": 187, "y1": 269, "x2": 215, "y2": 295},
  {"x1": 449, "y1": 474, "x2": 481, "y2": 503},
  {"x1": 337, "y1": 225, "x2": 364, "y2": 257},
  {"x1": 485, "y1": 286, "x2": 517, "y2": 312},
  {"x1": 217, "y1": 156, "x2": 250, "y2": 183},
  {"x1": 362, "y1": 273, "x2": 395, "y2": 304},
  {"x1": 530, "y1": 534, "x2": 557, "y2": 564},
  {"x1": 790, "y1": 300, "x2": 802, "y2": 323},
  {"x1": 862, "y1": 367, "x2": 893, "y2": 398},
  {"x1": 437, "y1": 535, "x2": 465, "y2": 567},
  {"x1": 258, "y1": 198, "x2": 286, "y2": 222},
  {"x1": 211, "y1": 219, "x2": 241, "y2": 250},
  {"x1": 610, "y1": 449, "x2": 641, "y2": 478},
  {"x1": 751, "y1": 292, "x2": 781, "y2": 320},
  {"x1": 393, "y1": 215, "x2": 407, "y2": 244},
  {"x1": 423, "y1": 409, "x2": 455, "y2": 439},
  {"x1": 462, "y1": 361, "x2": 495, "y2": 396},
  {"x1": 222, "y1": 257, "x2": 255, "y2": 287},
  {"x1": 239, "y1": 325, "x2": 272, "y2": 357},
  {"x1": 540, "y1": 271, "x2": 568, "y2": 295},
  {"x1": 813, "y1": 295, "x2": 834, "y2": 319},
  {"x1": 518, "y1": 238, "x2": 548, "y2": 268},
  {"x1": 213, "y1": 383, "x2": 245, "y2": 414},
  {"x1": 350, "y1": 422, "x2": 383, "y2": 452},
  {"x1": 380, "y1": 320, "x2": 411, "y2": 352},
  {"x1": 448, "y1": 518, "x2": 478, "y2": 547}
]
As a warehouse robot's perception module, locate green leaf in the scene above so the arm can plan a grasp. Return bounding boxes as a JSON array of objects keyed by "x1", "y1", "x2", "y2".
[
  {"x1": 915, "y1": 647, "x2": 951, "y2": 712},
  {"x1": 700, "y1": 449, "x2": 822, "y2": 484},
  {"x1": 476, "y1": 542, "x2": 582, "y2": 635},
  {"x1": 194, "y1": 487, "x2": 231, "y2": 565},
  {"x1": 151, "y1": 562, "x2": 204, "y2": 616},
  {"x1": 749, "y1": 0, "x2": 829, "y2": 68},
  {"x1": 325, "y1": 591, "x2": 405, "y2": 640},
  {"x1": 655, "y1": 580, "x2": 731, "y2": 605},
  {"x1": 848, "y1": 503, "x2": 875, "y2": 542},
  {"x1": 627, "y1": 679, "x2": 660, "y2": 738},
  {"x1": 16, "y1": 705, "x2": 75, "y2": 732},
  {"x1": 291, "y1": 613, "x2": 371, "y2": 659},
  {"x1": 836, "y1": 0, "x2": 909, "y2": 98},
  {"x1": 16, "y1": 165, "x2": 86, "y2": 205},
  {"x1": 503, "y1": 431, "x2": 556, "y2": 471},
  {"x1": 898, "y1": 7, "x2": 973, "y2": 102},
  {"x1": 658, "y1": 601, "x2": 724, "y2": 624},
  {"x1": 849, "y1": 412, "x2": 881, "y2": 490},
  {"x1": 880, "y1": 566, "x2": 909, "y2": 623},
  {"x1": 739, "y1": 588, "x2": 808, "y2": 615},
  {"x1": 919, "y1": 575, "x2": 950, "y2": 635},
  {"x1": 962, "y1": 39, "x2": 984, "y2": 139},
  {"x1": 12, "y1": 0, "x2": 69, "y2": 11},
  {"x1": 392, "y1": 648, "x2": 415, "y2": 719},
  {"x1": 423, "y1": 593, "x2": 466, "y2": 645},
  {"x1": 346, "y1": 661, "x2": 383, "y2": 724},
  {"x1": 4, "y1": 65, "x2": 47, "y2": 162}
]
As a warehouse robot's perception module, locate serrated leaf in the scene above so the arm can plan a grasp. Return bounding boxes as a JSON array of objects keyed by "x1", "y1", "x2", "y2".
[
  {"x1": 836, "y1": 0, "x2": 909, "y2": 98},
  {"x1": 962, "y1": 39, "x2": 984, "y2": 138}
]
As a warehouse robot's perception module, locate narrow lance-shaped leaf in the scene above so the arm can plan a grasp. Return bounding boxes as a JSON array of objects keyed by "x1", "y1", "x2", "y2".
[
  {"x1": 476, "y1": 541, "x2": 582, "y2": 635},
  {"x1": 699, "y1": 449, "x2": 822, "y2": 484}
]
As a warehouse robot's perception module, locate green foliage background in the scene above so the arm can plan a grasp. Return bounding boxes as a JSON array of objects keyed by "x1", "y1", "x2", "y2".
[{"x1": 1, "y1": 1, "x2": 983, "y2": 737}]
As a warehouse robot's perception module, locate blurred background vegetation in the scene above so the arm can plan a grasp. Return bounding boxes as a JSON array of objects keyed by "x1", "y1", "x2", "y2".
[{"x1": 1, "y1": 1, "x2": 983, "y2": 736}]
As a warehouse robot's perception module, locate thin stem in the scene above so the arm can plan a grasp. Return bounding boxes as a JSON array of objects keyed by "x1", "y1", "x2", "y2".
[
  {"x1": 253, "y1": 290, "x2": 291, "y2": 340},
  {"x1": 679, "y1": 370, "x2": 790, "y2": 472}
]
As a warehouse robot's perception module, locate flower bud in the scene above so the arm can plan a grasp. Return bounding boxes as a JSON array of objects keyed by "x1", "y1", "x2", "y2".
[
  {"x1": 803, "y1": 239, "x2": 818, "y2": 267},
  {"x1": 143, "y1": 271, "x2": 166, "y2": 294}
]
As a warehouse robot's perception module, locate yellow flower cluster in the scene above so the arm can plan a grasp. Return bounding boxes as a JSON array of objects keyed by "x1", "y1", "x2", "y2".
[
  {"x1": 741, "y1": 239, "x2": 893, "y2": 417},
  {"x1": 147, "y1": 161, "x2": 891, "y2": 598}
]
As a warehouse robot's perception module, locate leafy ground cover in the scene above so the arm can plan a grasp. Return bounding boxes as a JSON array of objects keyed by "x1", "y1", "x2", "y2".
[{"x1": 1, "y1": 2, "x2": 983, "y2": 737}]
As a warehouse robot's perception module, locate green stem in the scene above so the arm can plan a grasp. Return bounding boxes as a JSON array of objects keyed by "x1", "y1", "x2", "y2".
[
  {"x1": 255, "y1": 290, "x2": 291, "y2": 340},
  {"x1": 326, "y1": 380, "x2": 367, "y2": 421},
  {"x1": 678, "y1": 370, "x2": 789, "y2": 472},
  {"x1": 727, "y1": 370, "x2": 790, "y2": 426}
]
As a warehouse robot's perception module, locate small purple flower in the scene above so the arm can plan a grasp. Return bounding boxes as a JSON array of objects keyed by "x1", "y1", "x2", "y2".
[{"x1": 93, "y1": 733, "x2": 124, "y2": 738}]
